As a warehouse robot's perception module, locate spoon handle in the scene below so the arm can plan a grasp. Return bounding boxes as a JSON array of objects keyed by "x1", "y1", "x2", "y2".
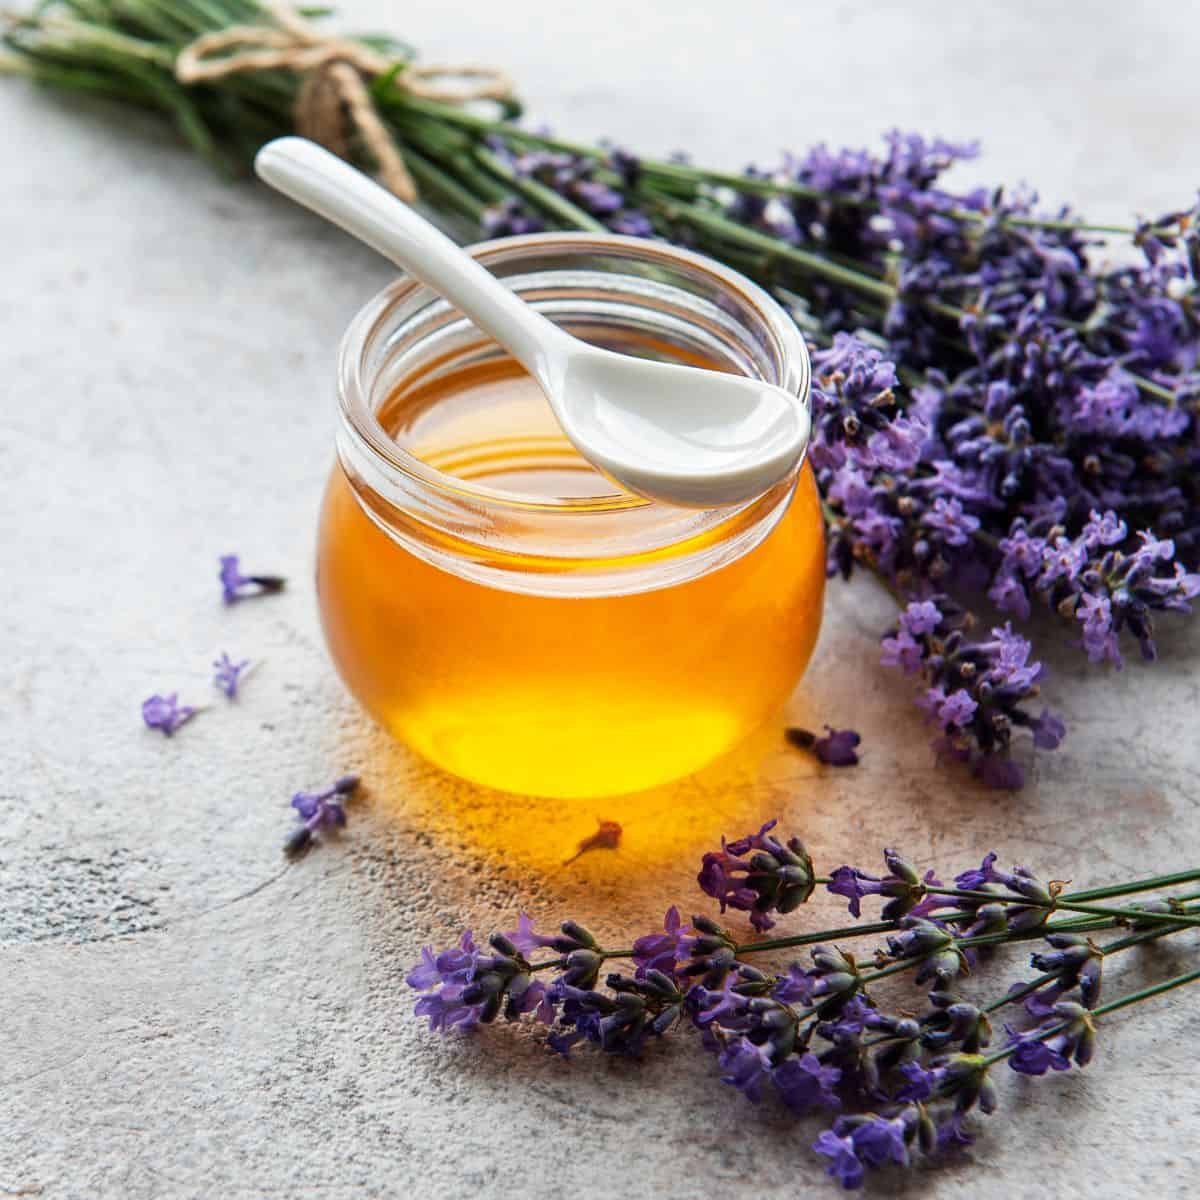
[{"x1": 254, "y1": 137, "x2": 567, "y2": 380}]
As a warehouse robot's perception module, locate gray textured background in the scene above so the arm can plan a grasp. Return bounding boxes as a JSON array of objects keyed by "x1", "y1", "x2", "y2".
[{"x1": 3, "y1": 2, "x2": 1198, "y2": 1197}]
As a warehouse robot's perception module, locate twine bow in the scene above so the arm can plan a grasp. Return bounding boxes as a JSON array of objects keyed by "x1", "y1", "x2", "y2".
[{"x1": 174, "y1": 2, "x2": 515, "y2": 201}]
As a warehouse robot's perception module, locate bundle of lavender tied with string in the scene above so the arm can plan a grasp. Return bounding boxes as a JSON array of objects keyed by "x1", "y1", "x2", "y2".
[
  {"x1": 7, "y1": 0, "x2": 1200, "y2": 786},
  {"x1": 407, "y1": 820, "x2": 1200, "y2": 1190}
]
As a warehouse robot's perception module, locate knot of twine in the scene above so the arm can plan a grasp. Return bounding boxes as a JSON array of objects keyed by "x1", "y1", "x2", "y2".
[{"x1": 174, "y1": 2, "x2": 514, "y2": 201}]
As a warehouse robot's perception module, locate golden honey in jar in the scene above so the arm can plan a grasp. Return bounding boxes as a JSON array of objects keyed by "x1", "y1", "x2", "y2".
[{"x1": 318, "y1": 234, "x2": 825, "y2": 798}]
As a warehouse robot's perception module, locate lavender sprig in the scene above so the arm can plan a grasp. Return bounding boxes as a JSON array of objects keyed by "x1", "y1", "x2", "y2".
[
  {"x1": 284, "y1": 773, "x2": 361, "y2": 856},
  {"x1": 212, "y1": 652, "x2": 250, "y2": 699},
  {"x1": 218, "y1": 554, "x2": 286, "y2": 605},
  {"x1": 786, "y1": 726, "x2": 862, "y2": 766},
  {"x1": 405, "y1": 820, "x2": 1200, "y2": 1189},
  {"x1": 141, "y1": 692, "x2": 199, "y2": 736}
]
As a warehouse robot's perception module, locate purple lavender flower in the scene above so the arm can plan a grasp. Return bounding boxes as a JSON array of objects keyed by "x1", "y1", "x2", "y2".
[
  {"x1": 677, "y1": 914, "x2": 739, "y2": 987},
  {"x1": 1005, "y1": 1030, "x2": 1070, "y2": 1075},
  {"x1": 812, "y1": 1129, "x2": 866, "y2": 1190},
  {"x1": 1077, "y1": 593, "x2": 1121, "y2": 665},
  {"x1": 632, "y1": 906, "x2": 694, "y2": 978},
  {"x1": 1029, "y1": 709, "x2": 1066, "y2": 750},
  {"x1": 406, "y1": 931, "x2": 487, "y2": 1032},
  {"x1": 697, "y1": 819, "x2": 816, "y2": 931},
  {"x1": 902, "y1": 600, "x2": 942, "y2": 635},
  {"x1": 141, "y1": 693, "x2": 197, "y2": 736},
  {"x1": 893, "y1": 1060, "x2": 943, "y2": 1102},
  {"x1": 284, "y1": 773, "x2": 360, "y2": 856},
  {"x1": 486, "y1": 143, "x2": 656, "y2": 239},
  {"x1": 506, "y1": 974, "x2": 557, "y2": 1024},
  {"x1": 687, "y1": 961, "x2": 772, "y2": 1028},
  {"x1": 505, "y1": 912, "x2": 559, "y2": 957},
  {"x1": 826, "y1": 848, "x2": 940, "y2": 920},
  {"x1": 885, "y1": 917, "x2": 965, "y2": 984},
  {"x1": 557, "y1": 970, "x2": 684, "y2": 1056},
  {"x1": 545, "y1": 986, "x2": 604, "y2": 1056},
  {"x1": 920, "y1": 991, "x2": 992, "y2": 1053},
  {"x1": 1026, "y1": 933, "x2": 1103, "y2": 1012},
  {"x1": 877, "y1": 597, "x2": 1058, "y2": 787},
  {"x1": 1004, "y1": 1004, "x2": 1096, "y2": 1076},
  {"x1": 773, "y1": 1052, "x2": 842, "y2": 1114},
  {"x1": 880, "y1": 629, "x2": 923, "y2": 674},
  {"x1": 951, "y1": 857, "x2": 1056, "y2": 933},
  {"x1": 507, "y1": 919, "x2": 605, "y2": 990},
  {"x1": 480, "y1": 197, "x2": 545, "y2": 237},
  {"x1": 784, "y1": 946, "x2": 864, "y2": 1018},
  {"x1": 814, "y1": 1113, "x2": 911, "y2": 1190},
  {"x1": 936, "y1": 688, "x2": 977, "y2": 728},
  {"x1": 718, "y1": 1036, "x2": 773, "y2": 1102},
  {"x1": 921, "y1": 497, "x2": 980, "y2": 546},
  {"x1": 608, "y1": 210, "x2": 656, "y2": 237},
  {"x1": 691, "y1": 952, "x2": 859, "y2": 1065},
  {"x1": 218, "y1": 555, "x2": 286, "y2": 605},
  {"x1": 955, "y1": 852, "x2": 999, "y2": 891},
  {"x1": 811, "y1": 334, "x2": 919, "y2": 472},
  {"x1": 825, "y1": 867, "x2": 875, "y2": 919},
  {"x1": 212, "y1": 652, "x2": 249, "y2": 699},
  {"x1": 786, "y1": 725, "x2": 862, "y2": 766},
  {"x1": 993, "y1": 514, "x2": 1200, "y2": 668},
  {"x1": 407, "y1": 929, "x2": 556, "y2": 1031},
  {"x1": 816, "y1": 727, "x2": 862, "y2": 765}
]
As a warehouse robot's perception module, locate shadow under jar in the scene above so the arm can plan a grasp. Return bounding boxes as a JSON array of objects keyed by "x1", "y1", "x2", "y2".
[{"x1": 319, "y1": 232, "x2": 826, "y2": 799}]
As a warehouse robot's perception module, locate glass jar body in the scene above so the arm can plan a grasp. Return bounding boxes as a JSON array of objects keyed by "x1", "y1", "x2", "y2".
[
  {"x1": 317, "y1": 462, "x2": 825, "y2": 797},
  {"x1": 320, "y1": 232, "x2": 825, "y2": 798}
]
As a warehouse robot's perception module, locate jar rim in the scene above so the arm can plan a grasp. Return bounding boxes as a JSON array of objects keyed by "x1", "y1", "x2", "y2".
[{"x1": 336, "y1": 231, "x2": 810, "y2": 515}]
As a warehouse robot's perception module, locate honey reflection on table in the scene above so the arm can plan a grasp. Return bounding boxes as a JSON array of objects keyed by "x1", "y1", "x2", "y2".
[{"x1": 359, "y1": 717, "x2": 813, "y2": 880}]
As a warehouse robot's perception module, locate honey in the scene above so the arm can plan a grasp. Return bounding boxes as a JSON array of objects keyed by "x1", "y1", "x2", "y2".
[{"x1": 318, "y1": 354, "x2": 826, "y2": 798}]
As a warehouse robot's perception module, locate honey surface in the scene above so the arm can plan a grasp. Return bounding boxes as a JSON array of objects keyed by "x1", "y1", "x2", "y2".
[{"x1": 318, "y1": 357, "x2": 826, "y2": 797}]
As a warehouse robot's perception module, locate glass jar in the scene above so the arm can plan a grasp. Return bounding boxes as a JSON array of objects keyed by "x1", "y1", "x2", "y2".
[{"x1": 318, "y1": 232, "x2": 825, "y2": 798}]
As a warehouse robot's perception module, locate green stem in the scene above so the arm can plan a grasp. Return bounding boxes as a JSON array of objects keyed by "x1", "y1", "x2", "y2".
[
  {"x1": 954, "y1": 917, "x2": 1116, "y2": 951},
  {"x1": 401, "y1": 146, "x2": 487, "y2": 221},
  {"x1": 1090, "y1": 963, "x2": 1200, "y2": 1019},
  {"x1": 650, "y1": 194, "x2": 896, "y2": 303},
  {"x1": 1065, "y1": 869, "x2": 1200, "y2": 903},
  {"x1": 860, "y1": 959, "x2": 920, "y2": 985},
  {"x1": 389, "y1": 99, "x2": 1174, "y2": 241},
  {"x1": 736, "y1": 920, "x2": 898, "y2": 955},
  {"x1": 926, "y1": 885, "x2": 1200, "y2": 929},
  {"x1": 1126, "y1": 372, "x2": 1179, "y2": 405}
]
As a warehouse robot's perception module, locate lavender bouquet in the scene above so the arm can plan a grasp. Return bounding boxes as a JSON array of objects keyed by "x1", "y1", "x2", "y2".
[
  {"x1": 407, "y1": 820, "x2": 1200, "y2": 1190},
  {"x1": 7, "y1": 0, "x2": 1200, "y2": 787}
]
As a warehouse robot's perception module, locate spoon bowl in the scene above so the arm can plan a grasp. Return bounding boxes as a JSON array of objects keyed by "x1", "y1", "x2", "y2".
[
  {"x1": 550, "y1": 349, "x2": 809, "y2": 506},
  {"x1": 254, "y1": 137, "x2": 810, "y2": 507}
]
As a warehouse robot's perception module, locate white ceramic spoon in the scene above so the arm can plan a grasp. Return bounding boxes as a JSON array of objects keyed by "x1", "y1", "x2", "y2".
[{"x1": 255, "y1": 137, "x2": 810, "y2": 507}]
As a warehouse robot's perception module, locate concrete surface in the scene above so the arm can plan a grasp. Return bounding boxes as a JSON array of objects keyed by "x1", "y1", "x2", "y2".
[{"x1": 3, "y1": 2, "x2": 1198, "y2": 1196}]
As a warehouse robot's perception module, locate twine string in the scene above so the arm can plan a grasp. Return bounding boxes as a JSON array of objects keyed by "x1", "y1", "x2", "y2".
[{"x1": 174, "y1": 2, "x2": 514, "y2": 201}]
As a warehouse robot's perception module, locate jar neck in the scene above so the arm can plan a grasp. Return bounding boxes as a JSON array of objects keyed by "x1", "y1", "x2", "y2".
[{"x1": 336, "y1": 233, "x2": 810, "y2": 598}]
